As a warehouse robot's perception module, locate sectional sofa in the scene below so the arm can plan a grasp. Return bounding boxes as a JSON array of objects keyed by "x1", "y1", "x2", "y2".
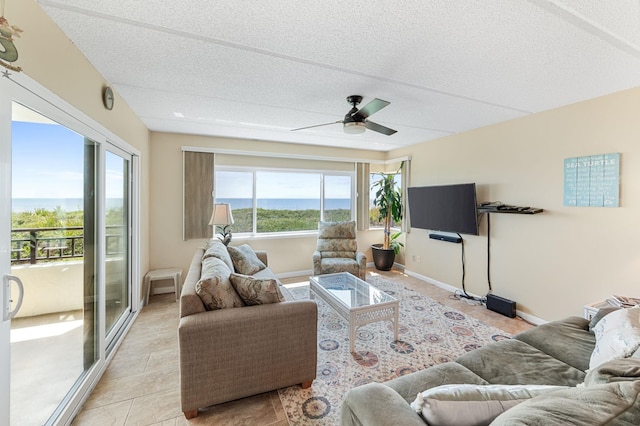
[{"x1": 341, "y1": 308, "x2": 640, "y2": 425}]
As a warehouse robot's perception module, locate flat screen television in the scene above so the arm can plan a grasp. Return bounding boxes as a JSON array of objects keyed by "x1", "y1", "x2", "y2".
[{"x1": 407, "y1": 183, "x2": 479, "y2": 235}]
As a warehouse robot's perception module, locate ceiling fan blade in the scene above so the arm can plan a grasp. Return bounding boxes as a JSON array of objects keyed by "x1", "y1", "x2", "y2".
[
  {"x1": 291, "y1": 120, "x2": 342, "y2": 131},
  {"x1": 365, "y1": 121, "x2": 397, "y2": 136},
  {"x1": 353, "y1": 98, "x2": 390, "y2": 120}
]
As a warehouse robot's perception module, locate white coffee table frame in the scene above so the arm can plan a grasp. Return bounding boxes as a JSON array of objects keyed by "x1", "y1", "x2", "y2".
[{"x1": 309, "y1": 272, "x2": 399, "y2": 353}]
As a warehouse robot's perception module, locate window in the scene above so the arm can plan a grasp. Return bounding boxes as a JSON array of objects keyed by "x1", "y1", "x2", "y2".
[
  {"x1": 215, "y1": 170, "x2": 253, "y2": 233},
  {"x1": 215, "y1": 168, "x2": 353, "y2": 235},
  {"x1": 369, "y1": 171, "x2": 402, "y2": 228},
  {"x1": 323, "y1": 175, "x2": 352, "y2": 222}
]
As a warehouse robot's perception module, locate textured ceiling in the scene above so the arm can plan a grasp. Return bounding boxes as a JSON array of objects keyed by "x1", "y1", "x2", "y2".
[{"x1": 37, "y1": 0, "x2": 640, "y2": 151}]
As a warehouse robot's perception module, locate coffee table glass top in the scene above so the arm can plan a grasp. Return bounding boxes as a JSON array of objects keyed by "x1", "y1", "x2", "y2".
[{"x1": 309, "y1": 272, "x2": 396, "y2": 309}]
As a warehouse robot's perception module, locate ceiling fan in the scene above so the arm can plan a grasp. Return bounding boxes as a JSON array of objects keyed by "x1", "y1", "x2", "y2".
[{"x1": 292, "y1": 95, "x2": 397, "y2": 136}]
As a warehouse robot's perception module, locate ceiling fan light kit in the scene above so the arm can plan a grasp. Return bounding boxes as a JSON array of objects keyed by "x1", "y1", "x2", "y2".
[
  {"x1": 343, "y1": 121, "x2": 366, "y2": 134},
  {"x1": 292, "y1": 95, "x2": 397, "y2": 136}
]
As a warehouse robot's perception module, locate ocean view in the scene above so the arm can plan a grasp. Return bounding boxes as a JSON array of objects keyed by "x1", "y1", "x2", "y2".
[
  {"x1": 12, "y1": 198, "x2": 124, "y2": 213},
  {"x1": 12, "y1": 198, "x2": 351, "y2": 212}
]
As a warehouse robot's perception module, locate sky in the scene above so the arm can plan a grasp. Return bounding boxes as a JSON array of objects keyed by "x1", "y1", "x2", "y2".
[
  {"x1": 11, "y1": 119, "x2": 124, "y2": 200},
  {"x1": 214, "y1": 171, "x2": 353, "y2": 199}
]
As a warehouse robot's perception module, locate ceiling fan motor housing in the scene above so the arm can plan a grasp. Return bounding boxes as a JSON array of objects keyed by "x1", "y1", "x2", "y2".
[{"x1": 346, "y1": 95, "x2": 363, "y2": 106}]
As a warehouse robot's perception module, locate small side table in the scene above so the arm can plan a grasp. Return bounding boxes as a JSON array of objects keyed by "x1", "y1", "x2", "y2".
[{"x1": 144, "y1": 268, "x2": 182, "y2": 305}]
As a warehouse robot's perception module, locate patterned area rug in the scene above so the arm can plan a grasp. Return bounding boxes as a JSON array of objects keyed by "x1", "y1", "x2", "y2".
[{"x1": 278, "y1": 275, "x2": 511, "y2": 425}]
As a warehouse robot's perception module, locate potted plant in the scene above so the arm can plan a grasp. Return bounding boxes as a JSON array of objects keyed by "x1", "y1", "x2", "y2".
[{"x1": 370, "y1": 162, "x2": 404, "y2": 271}]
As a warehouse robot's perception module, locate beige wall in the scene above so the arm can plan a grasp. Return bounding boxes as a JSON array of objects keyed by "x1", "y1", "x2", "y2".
[
  {"x1": 148, "y1": 132, "x2": 388, "y2": 277},
  {"x1": 17, "y1": 1, "x2": 638, "y2": 320},
  {"x1": 11, "y1": 1, "x2": 151, "y2": 297},
  {"x1": 390, "y1": 88, "x2": 640, "y2": 321}
]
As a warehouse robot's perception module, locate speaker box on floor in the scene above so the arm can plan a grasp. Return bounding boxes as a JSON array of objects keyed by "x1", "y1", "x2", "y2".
[{"x1": 486, "y1": 294, "x2": 516, "y2": 318}]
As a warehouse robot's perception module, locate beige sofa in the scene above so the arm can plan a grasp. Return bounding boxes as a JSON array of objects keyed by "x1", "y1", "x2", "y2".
[{"x1": 178, "y1": 240, "x2": 318, "y2": 419}]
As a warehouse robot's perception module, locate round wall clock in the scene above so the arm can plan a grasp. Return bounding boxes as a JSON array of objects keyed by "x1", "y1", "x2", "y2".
[{"x1": 102, "y1": 86, "x2": 114, "y2": 110}]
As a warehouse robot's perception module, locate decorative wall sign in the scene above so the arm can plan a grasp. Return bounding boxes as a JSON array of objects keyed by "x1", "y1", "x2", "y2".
[
  {"x1": 564, "y1": 153, "x2": 620, "y2": 207},
  {"x1": 0, "y1": 10, "x2": 23, "y2": 72}
]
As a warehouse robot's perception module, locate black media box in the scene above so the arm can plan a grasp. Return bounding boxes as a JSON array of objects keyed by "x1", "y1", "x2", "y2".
[
  {"x1": 486, "y1": 294, "x2": 516, "y2": 318},
  {"x1": 429, "y1": 233, "x2": 462, "y2": 244}
]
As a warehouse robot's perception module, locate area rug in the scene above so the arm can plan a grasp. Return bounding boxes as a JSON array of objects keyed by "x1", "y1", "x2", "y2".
[{"x1": 278, "y1": 274, "x2": 511, "y2": 425}]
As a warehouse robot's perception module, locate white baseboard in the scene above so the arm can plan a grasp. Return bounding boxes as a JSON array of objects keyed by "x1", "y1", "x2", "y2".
[
  {"x1": 403, "y1": 269, "x2": 484, "y2": 299},
  {"x1": 403, "y1": 269, "x2": 546, "y2": 325}
]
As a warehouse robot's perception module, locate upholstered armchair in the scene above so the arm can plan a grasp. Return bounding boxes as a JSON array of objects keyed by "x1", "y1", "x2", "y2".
[{"x1": 312, "y1": 221, "x2": 367, "y2": 280}]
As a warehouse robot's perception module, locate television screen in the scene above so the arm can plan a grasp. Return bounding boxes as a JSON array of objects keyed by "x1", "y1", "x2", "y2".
[{"x1": 407, "y1": 183, "x2": 479, "y2": 235}]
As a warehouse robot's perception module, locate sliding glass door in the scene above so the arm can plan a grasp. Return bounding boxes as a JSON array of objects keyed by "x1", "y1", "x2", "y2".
[
  {"x1": 104, "y1": 148, "x2": 131, "y2": 348},
  {"x1": 9, "y1": 104, "x2": 98, "y2": 425},
  {"x1": 0, "y1": 73, "x2": 138, "y2": 425}
]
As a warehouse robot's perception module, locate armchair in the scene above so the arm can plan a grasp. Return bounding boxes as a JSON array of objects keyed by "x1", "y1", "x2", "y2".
[{"x1": 312, "y1": 221, "x2": 367, "y2": 281}]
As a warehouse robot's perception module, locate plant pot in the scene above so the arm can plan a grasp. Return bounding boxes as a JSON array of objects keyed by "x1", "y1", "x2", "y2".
[{"x1": 371, "y1": 243, "x2": 396, "y2": 271}]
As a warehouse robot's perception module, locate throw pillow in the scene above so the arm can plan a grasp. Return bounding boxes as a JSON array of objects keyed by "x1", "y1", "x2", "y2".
[
  {"x1": 588, "y1": 306, "x2": 621, "y2": 331},
  {"x1": 202, "y1": 239, "x2": 234, "y2": 271},
  {"x1": 227, "y1": 244, "x2": 266, "y2": 275},
  {"x1": 409, "y1": 383, "x2": 568, "y2": 426},
  {"x1": 589, "y1": 306, "x2": 640, "y2": 370},
  {"x1": 229, "y1": 273, "x2": 284, "y2": 305},
  {"x1": 195, "y1": 257, "x2": 245, "y2": 310}
]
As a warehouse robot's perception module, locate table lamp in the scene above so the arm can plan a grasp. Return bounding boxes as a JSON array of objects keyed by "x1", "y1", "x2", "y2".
[{"x1": 209, "y1": 203, "x2": 234, "y2": 245}]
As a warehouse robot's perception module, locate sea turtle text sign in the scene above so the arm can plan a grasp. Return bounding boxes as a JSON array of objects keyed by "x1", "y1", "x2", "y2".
[{"x1": 564, "y1": 153, "x2": 619, "y2": 207}]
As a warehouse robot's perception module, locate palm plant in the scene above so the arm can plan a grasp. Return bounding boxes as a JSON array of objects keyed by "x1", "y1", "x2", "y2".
[{"x1": 371, "y1": 162, "x2": 404, "y2": 254}]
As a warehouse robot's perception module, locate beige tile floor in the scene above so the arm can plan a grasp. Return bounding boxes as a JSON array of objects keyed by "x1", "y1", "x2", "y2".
[{"x1": 71, "y1": 268, "x2": 533, "y2": 425}]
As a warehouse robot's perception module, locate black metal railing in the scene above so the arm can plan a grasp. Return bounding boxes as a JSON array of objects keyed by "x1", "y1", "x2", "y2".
[{"x1": 11, "y1": 226, "x2": 124, "y2": 264}]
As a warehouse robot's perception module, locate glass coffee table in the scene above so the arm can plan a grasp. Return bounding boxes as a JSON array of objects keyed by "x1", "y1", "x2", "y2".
[{"x1": 309, "y1": 272, "x2": 399, "y2": 352}]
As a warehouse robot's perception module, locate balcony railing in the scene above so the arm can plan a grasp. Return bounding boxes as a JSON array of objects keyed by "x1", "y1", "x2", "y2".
[{"x1": 11, "y1": 226, "x2": 124, "y2": 264}]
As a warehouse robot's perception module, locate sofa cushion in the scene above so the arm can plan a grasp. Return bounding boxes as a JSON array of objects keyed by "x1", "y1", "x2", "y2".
[
  {"x1": 583, "y1": 358, "x2": 640, "y2": 386},
  {"x1": 409, "y1": 384, "x2": 568, "y2": 426},
  {"x1": 316, "y1": 221, "x2": 358, "y2": 254},
  {"x1": 195, "y1": 257, "x2": 245, "y2": 310},
  {"x1": 180, "y1": 248, "x2": 207, "y2": 318},
  {"x1": 384, "y1": 362, "x2": 490, "y2": 404},
  {"x1": 513, "y1": 316, "x2": 595, "y2": 372},
  {"x1": 202, "y1": 239, "x2": 234, "y2": 271},
  {"x1": 491, "y1": 381, "x2": 640, "y2": 426},
  {"x1": 228, "y1": 244, "x2": 267, "y2": 275},
  {"x1": 229, "y1": 273, "x2": 284, "y2": 305},
  {"x1": 318, "y1": 258, "x2": 360, "y2": 277},
  {"x1": 318, "y1": 220, "x2": 357, "y2": 239},
  {"x1": 590, "y1": 306, "x2": 640, "y2": 369},
  {"x1": 456, "y1": 339, "x2": 586, "y2": 386}
]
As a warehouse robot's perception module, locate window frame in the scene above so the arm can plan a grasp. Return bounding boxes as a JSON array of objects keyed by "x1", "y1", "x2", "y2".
[{"x1": 215, "y1": 165, "x2": 356, "y2": 237}]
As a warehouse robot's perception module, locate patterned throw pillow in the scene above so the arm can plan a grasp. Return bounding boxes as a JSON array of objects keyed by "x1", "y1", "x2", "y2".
[
  {"x1": 229, "y1": 273, "x2": 284, "y2": 306},
  {"x1": 227, "y1": 244, "x2": 266, "y2": 275},
  {"x1": 195, "y1": 257, "x2": 245, "y2": 310},
  {"x1": 590, "y1": 306, "x2": 640, "y2": 369},
  {"x1": 202, "y1": 239, "x2": 234, "y2": 271}
]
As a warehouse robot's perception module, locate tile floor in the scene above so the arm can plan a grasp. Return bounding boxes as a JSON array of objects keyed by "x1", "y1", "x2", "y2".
[{"x1": 71, "y1": 268, "x2": 533, "y2": 425}]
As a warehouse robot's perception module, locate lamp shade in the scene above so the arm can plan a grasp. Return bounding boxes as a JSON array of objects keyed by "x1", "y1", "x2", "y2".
[{"x1": 209, "y1": 203, "x2": 234, "y2": 226}]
